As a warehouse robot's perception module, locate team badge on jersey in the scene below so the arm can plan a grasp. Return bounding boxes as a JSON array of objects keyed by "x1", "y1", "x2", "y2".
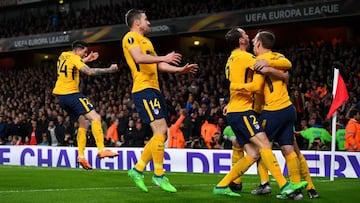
[
  {"x1": 128, "y1": 37, "x2": 134, "y2": 44},
  {"x1": 153, "y1": 108, "x2": 159, "y2": 115}
]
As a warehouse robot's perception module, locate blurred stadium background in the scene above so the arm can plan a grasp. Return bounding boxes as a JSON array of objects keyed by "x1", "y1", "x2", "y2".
[{"x1": 1, "y1": 0, "x2": 359, "y2": 68}]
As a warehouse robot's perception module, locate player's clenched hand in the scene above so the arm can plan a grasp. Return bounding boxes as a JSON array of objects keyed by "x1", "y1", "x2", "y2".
[
  {"x1": 165, "y1": 51, "x2": 182, "y2": 65},
  {"x1": 108, "y1": 64, "x2": 119, "y2": 72},
  {"x1": 180, "y1": 63, "x2": 198, "y2": 74}
]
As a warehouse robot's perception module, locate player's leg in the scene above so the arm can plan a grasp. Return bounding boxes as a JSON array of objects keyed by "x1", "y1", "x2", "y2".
[
  {"x1": 252, "y1": 133, "x2": 307, "y2": 198},
  {"x1": 85, "y1": 110, "x2": 118, "y2": 158},
  {"x1": 130, "y1": 89, "x2": 176, "y2": 193},
  {"x1": 149, "y1": 118, "x2": 176, "y2": 192},
  {"x1": 214, "y1": 143, "x2": 258, "y2": 197},
  {"x1": 294, "y1": 139, "x2": 320, "y2": 198},
  {"x1": 58, "y1": 94, "x2": 94, "y2": 170},
  {"x1": 76, "y1": 115, "x2": 92, "y2": 170},
  {"x1": 228, "y1": 139, "x2": 244, "y2": 192},
  {"x1": 270, "y1": 106, "x2": 303, "y2": 199},
  {"x1": 251, "y1": 158, "x2": 271, "y2": 195},
  {"x1": 214, "y1": 112, "x2": 259, "y2": 197}
]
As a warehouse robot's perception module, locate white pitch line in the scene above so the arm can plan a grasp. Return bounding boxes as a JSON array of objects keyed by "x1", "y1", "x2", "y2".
[
  {"x1": 0, "y1": 178, "x2": 330, "y2": 194},
  {"x1": 0, "y1": 184, "x2": 215, "y2": 194}
]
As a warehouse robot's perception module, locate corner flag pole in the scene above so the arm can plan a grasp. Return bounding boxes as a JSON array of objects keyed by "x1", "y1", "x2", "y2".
[{"x1": 330, "y1": 68, "x2": 339, "y2": 181}]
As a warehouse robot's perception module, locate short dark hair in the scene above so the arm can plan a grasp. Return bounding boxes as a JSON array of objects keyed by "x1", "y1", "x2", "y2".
[
  {"x1": 125, "y1": 9, "x2": 145, "y2": 27},
  {"x1": 349, "y1": 108, "x2": 359, "y2": 118},
  {"x1": 257, "y1": 30, "x2": 275, "y2": 49},
  {"x1": 225, "y1": 27, "x2": 242, "y2": 51},
  {"x1": 71, "y1": 40, "x2": 88, "y2": 50}
]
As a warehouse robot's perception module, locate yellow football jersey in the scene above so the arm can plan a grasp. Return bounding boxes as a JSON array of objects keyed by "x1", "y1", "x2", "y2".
[
  {"x1": 122, "y1": 31, "x2": 160, "y2": 93},
  {"x1": 225, "y1": 50, "x2": 256, "y2": 113},
  {"x1": 257, "y1": 51, "x2": 292, "y2": 111},
  {"x1": 52, "y1": 51, "x2": 84, "y2": 95}
]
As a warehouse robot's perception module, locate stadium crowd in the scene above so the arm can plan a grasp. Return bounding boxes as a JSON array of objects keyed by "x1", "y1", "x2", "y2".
[
  {"x1": 1, "y1": 0, "x2": 316, "y2": 38},
  {"x1": 1, "y1": 36, "x2": 359, "y2": 151}
]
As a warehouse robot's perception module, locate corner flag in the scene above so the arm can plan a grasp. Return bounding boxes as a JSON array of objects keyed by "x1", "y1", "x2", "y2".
[
  {"x1": 326, "y1": 69, "x2": 349, "y2": 119},
  {"x1": 328, "y1": 68, "x2": 349, "y2": 181}
]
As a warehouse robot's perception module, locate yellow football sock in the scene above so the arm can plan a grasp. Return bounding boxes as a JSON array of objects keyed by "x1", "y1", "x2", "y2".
[
  {"x1": 298, "y1": 153, "x2": 315, "y2": 190},
  {"x1": 232, "y1": 146, "x2": 244, "y2": 184},
  {"x1": 217, "y1": 155, "x2": 255, "y2": 187},
  {"x1": 151, "y1": 133, "x2": 166, "y2": 176},
  {"x1": 91, "y1": 120, "x2": 105, "y2": 151},
  {"x1": 285, "y1": 152, "x2": 301, "y2": 183},
  {"x1": 257, "y1": 159, "x2": 270, "y2": 184},
  {"x1": 259, "y1": 148, "x2": 287, "y2": 188},
  {"x1": 77, "y1": 127, "x2": 87, "y2": 157},
  {"x1": 135, "y1": 139, "x2": 153, "y2": 172}
]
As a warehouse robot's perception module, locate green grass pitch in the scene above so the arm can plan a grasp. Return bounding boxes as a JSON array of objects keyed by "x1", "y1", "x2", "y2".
[{"x1": 0, "y1": 165, "x2": 359, "y2": 203}]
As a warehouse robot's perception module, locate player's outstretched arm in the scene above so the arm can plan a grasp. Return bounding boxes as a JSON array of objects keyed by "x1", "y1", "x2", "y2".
[
  {"x1": 158, "y1": 62, "x2": 198, "y2": 74},
  {"x1": 129, "y1": 46, "x2": 182, "y2": 65},
  {"x1": 80, "y1": 64, "x2": 119, "y2": 76}
]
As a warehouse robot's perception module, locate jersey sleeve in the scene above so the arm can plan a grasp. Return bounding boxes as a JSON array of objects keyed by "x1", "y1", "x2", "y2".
[
  {"x1": 71, "y1": 54, "x2": 86, "y2": 70},
  {"x1": 123, "y1": 32, "x2": 140, "y2": 51},
  {"x1": 230, "y1": 72, "x2": 265, "y2": 93},
  {"x1": 266, "y1": 52, "x2": 292, "y2": 70}
]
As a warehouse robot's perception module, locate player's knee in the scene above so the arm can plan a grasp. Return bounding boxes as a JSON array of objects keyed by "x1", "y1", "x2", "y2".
[
  {"x1": 88, "y1": 112, "x2": 101, "y2": 122},
  {"x1": 280, "y1": 145, "x2": 295, "y2": 156}
]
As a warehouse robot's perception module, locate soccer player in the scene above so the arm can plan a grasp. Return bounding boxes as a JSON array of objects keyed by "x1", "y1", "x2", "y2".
[
  {"x1": 52, "y1": 40, "x2": 119, "y2": 170},
  {"x1": 122, "y1": 9, "x2": 198, "y2": 193},
  {"x1": 232, "y1": 30, "x2": 318, "y2": 199},
  {"x1": 213, "y1": 27, "x2": 307, "y2": 198}
]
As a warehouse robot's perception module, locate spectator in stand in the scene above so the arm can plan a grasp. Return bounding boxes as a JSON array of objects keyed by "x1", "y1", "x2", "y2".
[
  {"x1": 27, "y1": 119, "x2": 43, "y2": 145},
  {"x1": 290, "y1": 88, "x2": 305, "y2": 123},
  {"x1": 132, "y1": 119, "x2": 149, "y2": 147},
  {"x1": 117, "y1": 109, "x2": 129, "y2": 140},
  {"x1": 47, "y1": 120, "x2": 62, "y2": 147},
  {"x1": 167, "y1": 109, "x2": 186, "y2": 148},
  {"x1": 106, "y1": 117, "x2": 121, "y2": 147},
  {"x1": 183, "y1": 100, "x2": 200, "y2": 141},
  {"x1": 5, "y1": 116, "x2": 22, "y2": 142},
  {"x1": 121, "y1": 119, "x2": 135, "y2": 147},
  {"x1": 64, "y1": 132, "x2": 75, "y2": 147},
  {"x1": 55, "y1": 115, "x2": 67, "y2": 146},
  {"x1": 19, "y1": 113, "x2": 31, "y2": 143},
  {"x1": 201, "y1": 117, "x2": 220, "y2": 149},
  {"x1": 37, "y1": 112, "x2": 49, "y2": 135},
  {"x1": 9, "y1": 135, "x2": 23, "y2": 145},
  {"x1": 345, "y1": 108, "x2": 360, "y2": 151},
  {"x1": 38, "y1": 132, "x2": 50, "y2": 146}
]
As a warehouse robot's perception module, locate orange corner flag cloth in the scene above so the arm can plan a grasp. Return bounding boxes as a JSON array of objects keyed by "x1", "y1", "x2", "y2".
[{"x1": 326, "y1": 71, "x2": 349, "y2": 119}]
